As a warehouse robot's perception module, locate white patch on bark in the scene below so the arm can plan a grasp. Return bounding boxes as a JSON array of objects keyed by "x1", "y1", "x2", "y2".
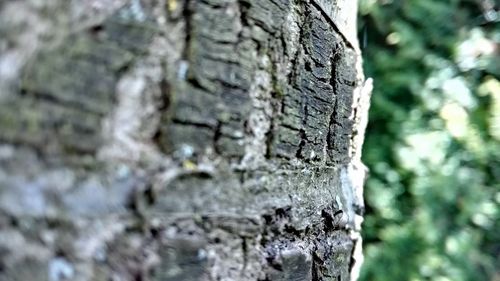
[
  {"x1": 339, "y1": 165, "x2": 364, "y2": 230},
  {"x1": 98, "y1": 37, "x2": 168, "y2": 164},
  {"x1": 340, "y1": 162, "x2": 366, "y2": 280},
  {"x1": 99, "y1": 72, "x2": 153, "y2": 162},
  {"x1": 283, "y1": 6, "x2": 302, "y2": 76},
  {"x1": 49, "y1": 257, "x2": 74, "y2": 281},
  {"x1": 349, "y1": 233, "x2": 364, "y2": 281},
  {"x1": 240, "y1": 55, "x2": 273, "y2": 168},
  {"x1": 350, "y1": 77, "x2": 372, "y2": 162}
]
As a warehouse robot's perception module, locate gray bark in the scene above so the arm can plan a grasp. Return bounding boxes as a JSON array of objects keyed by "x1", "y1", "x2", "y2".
[{"x1": 0, "y1": 0, "x2": 370, "y2": 280}]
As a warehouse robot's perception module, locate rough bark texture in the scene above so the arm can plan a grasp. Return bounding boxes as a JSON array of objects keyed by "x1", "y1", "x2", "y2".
[{"x1": 0, "y1": 0, "x2": 370, "y2": 280}]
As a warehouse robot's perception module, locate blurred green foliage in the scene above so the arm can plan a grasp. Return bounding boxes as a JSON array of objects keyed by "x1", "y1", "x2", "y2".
[{"x1": 358, "y1": 0, "x2": 500, "y2": 280}]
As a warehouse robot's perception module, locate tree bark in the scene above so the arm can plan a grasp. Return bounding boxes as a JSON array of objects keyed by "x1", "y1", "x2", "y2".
[{"x1": 0, "y1": 0, "x2": 370, "y2": 280}]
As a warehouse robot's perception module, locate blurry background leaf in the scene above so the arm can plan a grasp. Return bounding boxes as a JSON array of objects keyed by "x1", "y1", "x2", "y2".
[{"x1": 359, "y1": 0, "x2": 499, "y2": 280}]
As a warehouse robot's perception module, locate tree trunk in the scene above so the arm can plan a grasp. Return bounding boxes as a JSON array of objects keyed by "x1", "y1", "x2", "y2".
[{"x1": 0, "y1": 0, "x2": 370, "y2": 280}]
